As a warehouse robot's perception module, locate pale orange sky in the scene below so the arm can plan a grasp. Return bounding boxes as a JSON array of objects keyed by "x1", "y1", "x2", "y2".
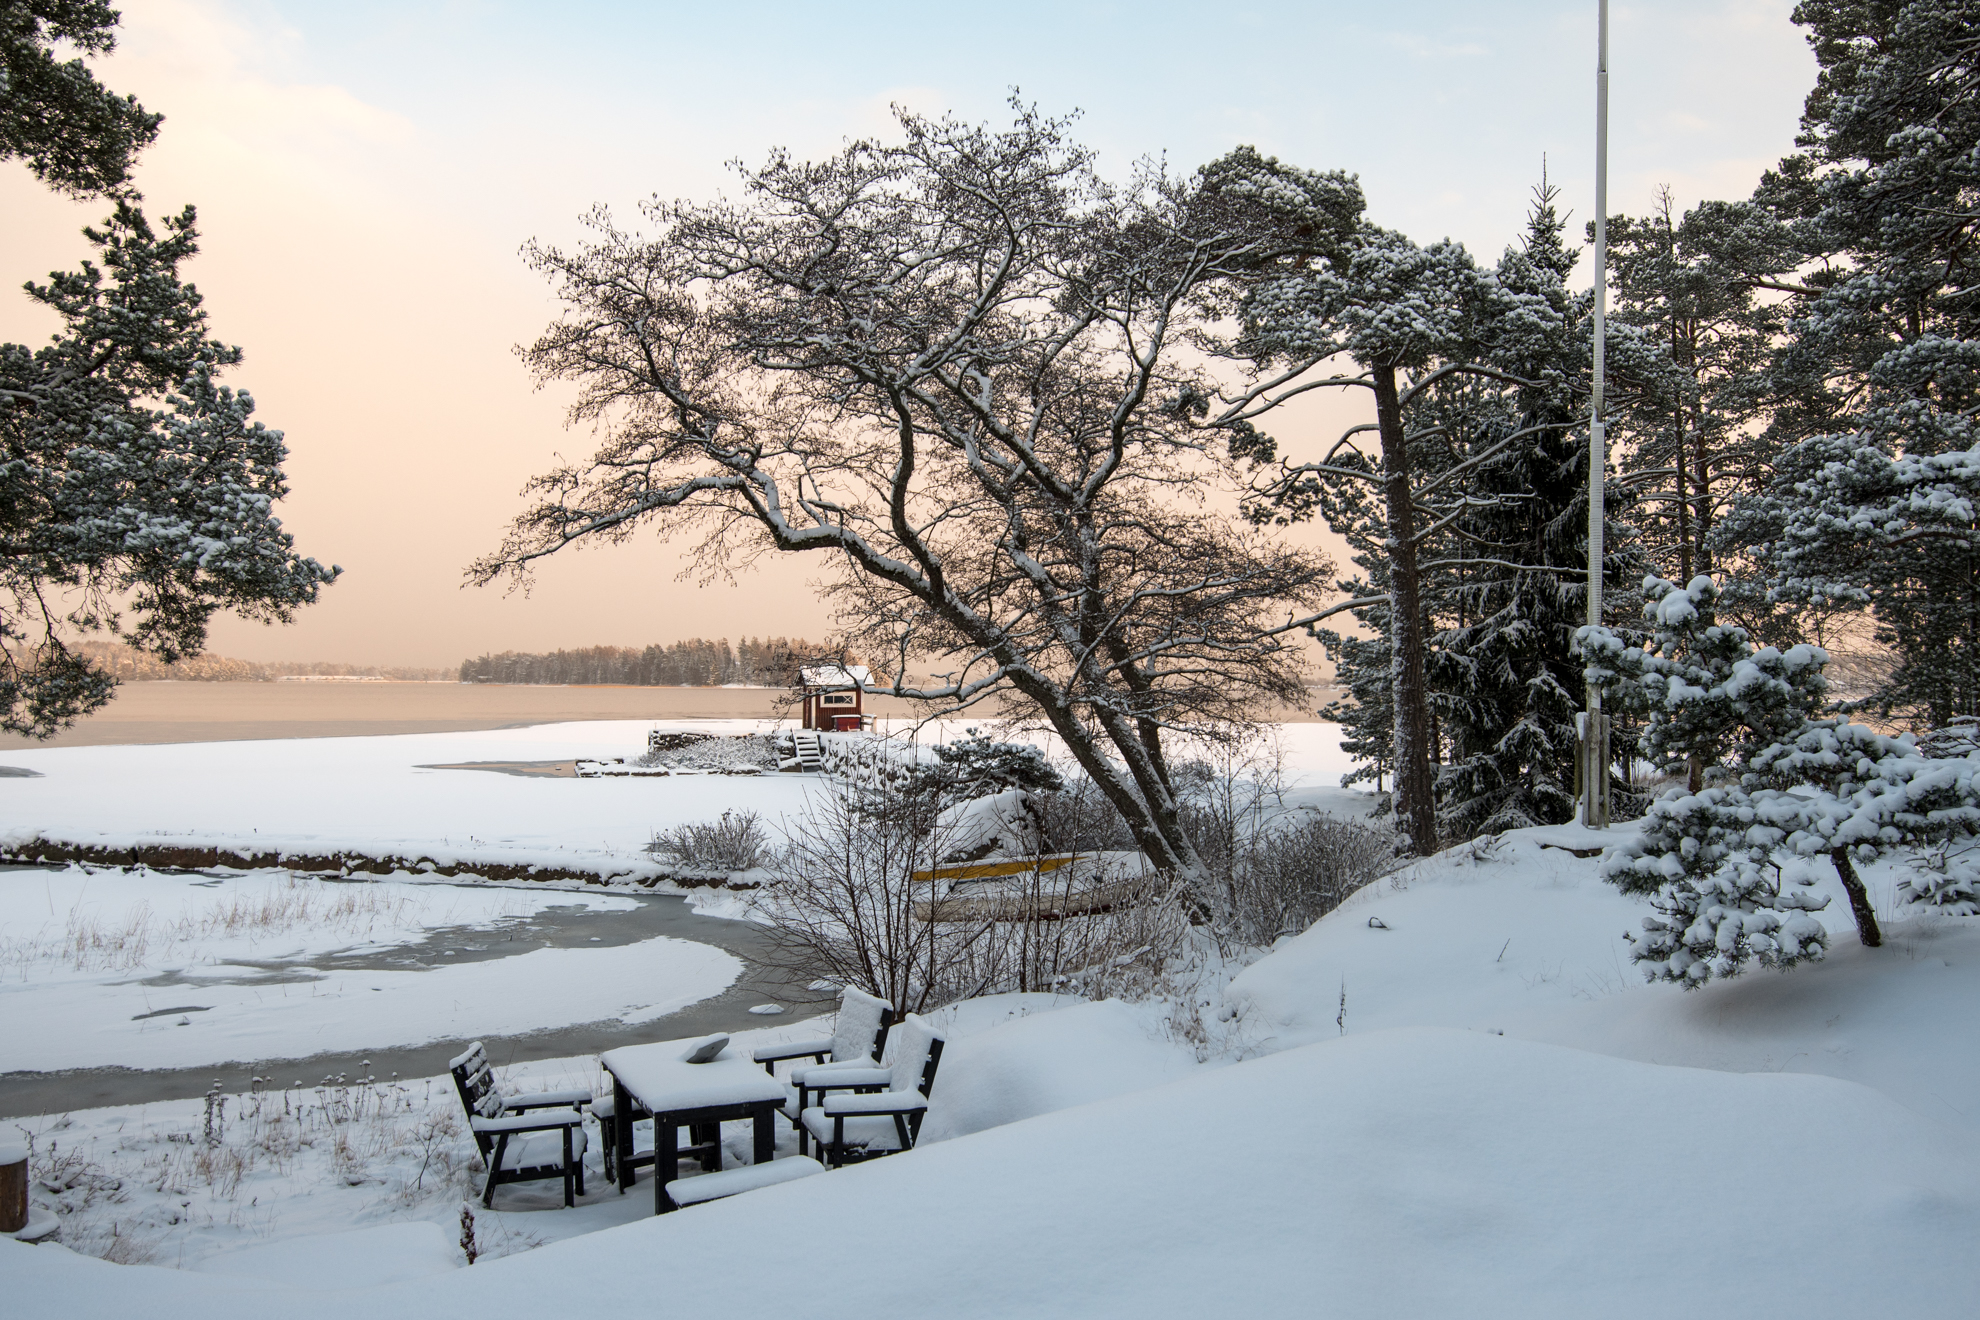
[{"x1": 0, "y1": 1, "x2": 1817, "y2": 669}]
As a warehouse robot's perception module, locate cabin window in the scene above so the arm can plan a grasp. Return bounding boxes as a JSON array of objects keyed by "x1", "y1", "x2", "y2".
[{"x1": 821, "y1": 693, "x2": 856, "y2": 706}]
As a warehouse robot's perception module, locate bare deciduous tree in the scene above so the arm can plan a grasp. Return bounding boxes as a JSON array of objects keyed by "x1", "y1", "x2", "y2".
[{"x1": 470, "y1": 105, "x2": 1336, "y2": 918}]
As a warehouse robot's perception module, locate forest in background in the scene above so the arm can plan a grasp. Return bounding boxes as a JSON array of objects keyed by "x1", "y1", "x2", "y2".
[
  {"x1": 72, "y1": 641, "x2": 453, "y2": 682},
  {"x1": 457, "y1": 637, "x2": 836, "y2": 687}
]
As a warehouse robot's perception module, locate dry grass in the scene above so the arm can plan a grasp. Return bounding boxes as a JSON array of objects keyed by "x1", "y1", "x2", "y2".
[
  {"x1": 1, "y1": 873, "x2": 431, "y2": 976},
  {"x1": 15, "y1": 1069, "x2": 497, "y2": 1267}
]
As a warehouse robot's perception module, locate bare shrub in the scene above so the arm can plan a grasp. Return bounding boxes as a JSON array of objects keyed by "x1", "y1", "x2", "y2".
[
  {"x1": 1226, "y1": 812, "x2": 1394, "y2": 945},
  {"x1": 753, "y1": 783, "x2": 1193, "y2": 1012},
  {"x1": 749, "y1": 789, "x2": 975, "y2": 1015},
  {"x1": 942, "y1": 869, "x2": 1196, "y2": 1002},
  {"x1": 1033, "y1": 776, "x2": 1139, "y2": 854},
  {"x1": 648, "y1": 809, "x2": 772, "y2": 871}
]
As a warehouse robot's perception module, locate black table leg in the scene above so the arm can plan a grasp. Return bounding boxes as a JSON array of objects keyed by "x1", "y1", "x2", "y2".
[
  {"x1": 655, "y1": 1114, "x2": 677, "y2": 1214},
  {"x1": 614, "y1": 1077, "x2": 634, "y2": 1194},
  {"x1": 753, "y1": 1103, "x2": 775, "y2": 1165}
]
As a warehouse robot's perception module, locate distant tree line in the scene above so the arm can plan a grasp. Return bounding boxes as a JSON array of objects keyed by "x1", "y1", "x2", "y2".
[
  {"x1": 458, "y1": 637, "x2": 832, "y2": 687},
  {"x1": 73, "y1": 641, "x2": 450, "y2": 682}
]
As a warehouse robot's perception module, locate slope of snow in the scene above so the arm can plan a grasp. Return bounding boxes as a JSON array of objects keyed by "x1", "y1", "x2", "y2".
[
  {"x1": 9, "y1": 1027, "x2": 1976, "y2": 1317},
  {"x1": 1224, "y1": 822, "x2": 1980, "y2": 1134}
]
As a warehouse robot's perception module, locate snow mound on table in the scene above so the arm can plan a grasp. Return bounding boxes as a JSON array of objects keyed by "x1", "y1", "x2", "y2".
[{"x1": 12, "y1": 1028, "x2": 1978, "y2": 1318}]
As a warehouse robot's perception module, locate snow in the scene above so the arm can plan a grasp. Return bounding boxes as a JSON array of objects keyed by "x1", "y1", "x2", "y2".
[
  {"x1": 917, "y1": 998, "x2": 1198, "y2": 1143},
  {"x1": 7, "y1": 715, "x2": 1979, "y2": 1310},
  {"x1": 194, "y1": 1222, "x2": 460, "y2": 1290},
  {"x1": 0, "y1": 720, "x2": 816, "y2": 878},
  {"x1": 0, "y1": 865, "x2": 740, "y2": 1071},
  {"x1": 9, "y1": 1027, "x2": 1977, "y2": 1318}
]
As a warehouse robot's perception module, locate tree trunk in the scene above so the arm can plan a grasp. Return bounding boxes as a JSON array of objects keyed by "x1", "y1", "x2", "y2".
[
  {"x1": 1373, "y1": 361, "x2": 1438, "y2": 857},
  {"x1": 1830, "y1": 846, "x2": 1882, "y2": 948},
  {"x1": 1010, "y1": 673, "x2": 1223, "y2": 924}
]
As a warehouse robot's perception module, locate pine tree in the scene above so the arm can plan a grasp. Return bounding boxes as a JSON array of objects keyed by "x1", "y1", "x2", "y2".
[
  {"x1": 1734, "y1": 0, "x2": 1980, "y2": 725},
  {"x1": 1, "y1": 203, "x2": 338, "y2": 735},
  {"x1": 1588, "y1": 575, "x2": 1980, "y2": 984},
  {"x1": 1, "y1": 2, "x2": 162, "y2": 196},
  {"x1": 1604, "y1": 193, "x2": 1798, "y2": 587}
]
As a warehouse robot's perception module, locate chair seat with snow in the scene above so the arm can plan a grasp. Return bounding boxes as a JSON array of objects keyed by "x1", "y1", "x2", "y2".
[
  {"x1": 798, "y1": 1014, "x2": 947, "y2": 1167},
  {"x1": 752, "y1": 986, "x2": 898, "y2": 1153},
  {"x1": 448, "y1": 1041, "x2": 592, "y2": 1208}
]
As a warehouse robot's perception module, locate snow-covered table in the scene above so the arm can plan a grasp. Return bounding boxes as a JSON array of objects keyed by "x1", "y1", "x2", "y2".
[{"x1": 600, "y1": 1039, "x2": 791, "y2": 1214}]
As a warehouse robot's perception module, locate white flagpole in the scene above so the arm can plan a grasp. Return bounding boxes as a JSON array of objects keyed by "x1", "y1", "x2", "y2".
[{"x1": 1582, "y1": 0, "x2": 1611, "y2": 829}]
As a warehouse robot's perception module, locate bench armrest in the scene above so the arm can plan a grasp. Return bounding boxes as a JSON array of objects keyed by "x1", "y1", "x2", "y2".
[
  {"x1": 823, "y1": 1090, "x2": 928, "y2": 1116},
  {"x1": 800, "y1": 1067, "x2": 891, "y2": 1091},
  {"x1": 472, "y1": 1111, "x2": 585, "y2": 1134},
  {"x1": 752, "y1": 1038, "x2": 835, "y2": 1065},
  {"x1": 504, "y1": 1089, "x2": 593, "y2": 1110}
]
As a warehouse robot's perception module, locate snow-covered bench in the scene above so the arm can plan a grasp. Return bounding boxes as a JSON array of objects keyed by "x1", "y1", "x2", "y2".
[
  {"x1": 449, "y1": 1042, "x2": 592, "y2": 1208},
  {"x1": 662, "y1": 1154, "x2": 825, "y2": 1208},
  {"x1": 798, "y1": 1014, "x2": 947, "y2": 1167}
]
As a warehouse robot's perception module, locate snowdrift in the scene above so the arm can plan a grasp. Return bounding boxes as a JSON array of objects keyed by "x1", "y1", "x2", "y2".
[{"x1": 9, "y1": 1027, "x2": 1976, "y2": 1318}]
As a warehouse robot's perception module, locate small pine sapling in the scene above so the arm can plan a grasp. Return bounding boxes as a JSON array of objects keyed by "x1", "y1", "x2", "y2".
[
  {"x1": 1579, "y1": 574, "x2": 1828, "y2": 792},
  {"x1": 1589, "y1": 580, "x2": 1980, "y2": 985}
]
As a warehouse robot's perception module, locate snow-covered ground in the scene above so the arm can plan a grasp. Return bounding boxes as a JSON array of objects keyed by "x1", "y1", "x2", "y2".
[
  {"x1": 0, "y1": 718, "x2": 1364, "y2": 869},
  {"x1": 6, "y1": 718, "x2": 1977, "y2": 1313}
]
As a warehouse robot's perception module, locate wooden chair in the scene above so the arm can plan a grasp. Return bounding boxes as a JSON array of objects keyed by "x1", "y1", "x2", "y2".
[
  {"x1": 798, "y1": 1014, "x2": 947, "y2": 1167},
  {"x1": 752, "y1": 987, "x2": 898, "y2": 1155},
  {"x1": 751, "y1": 985, "x2": 896, "y2": 1077},
  {"x1": 448, "y1": 1042, "x2": 592, "y2": 1208}
]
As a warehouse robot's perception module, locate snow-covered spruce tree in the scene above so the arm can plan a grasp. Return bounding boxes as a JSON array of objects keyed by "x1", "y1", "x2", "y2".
[
  {"x1": 473, "y1": 107, "x2": 1336, "y2": 924},
  {"x1": 1730, "y1": 0, "x2": 1980, "y2": 724},
  {"x1": 0, "y1": 204, "x2": 338, "y2": 737},
  {"x1": 1424, "y1": 185, "x2": 1648, "y2": 838}
]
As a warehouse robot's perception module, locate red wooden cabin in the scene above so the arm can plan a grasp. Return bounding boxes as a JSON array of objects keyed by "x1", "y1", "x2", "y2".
[{"x1": 798, "y1": 664, "x2": 871, "y2": 732}]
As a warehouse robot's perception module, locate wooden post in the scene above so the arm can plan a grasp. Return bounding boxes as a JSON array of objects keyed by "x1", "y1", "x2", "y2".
[{"x1": 0, "y1": 1143, "x2": 27, "y2": 1234}]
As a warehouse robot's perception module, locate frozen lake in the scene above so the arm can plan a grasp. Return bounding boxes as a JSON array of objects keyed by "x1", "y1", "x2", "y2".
[{"x1": 0, "y1": 717, "x2": 1363, "y2": 1111}]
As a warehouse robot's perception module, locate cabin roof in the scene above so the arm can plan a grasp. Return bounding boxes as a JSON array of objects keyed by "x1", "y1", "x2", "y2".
[{"x1": 799, "y1": 664, "x2": 871, "y2": 690}]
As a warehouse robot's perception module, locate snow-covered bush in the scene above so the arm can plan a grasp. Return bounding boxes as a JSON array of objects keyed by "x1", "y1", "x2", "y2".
[
  {"x1": 1601, "y1": 713, "x2": 1980, "y2": 982},
  {"x1": 647, "y1": 810, "x2": 773, "y2": 872},
  {"x1": 636, "y1": 733, "x2": 779, "y2": 773},
  {"x1": 815, "y1": 732, "x2": 924, "y2": 797},
  {"x1": 1603, "y1": 788, "x2": 1834, "y2": 984},
  {"x1": 921, "y1": 729, "x2": 1065, "y2": 798}
]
